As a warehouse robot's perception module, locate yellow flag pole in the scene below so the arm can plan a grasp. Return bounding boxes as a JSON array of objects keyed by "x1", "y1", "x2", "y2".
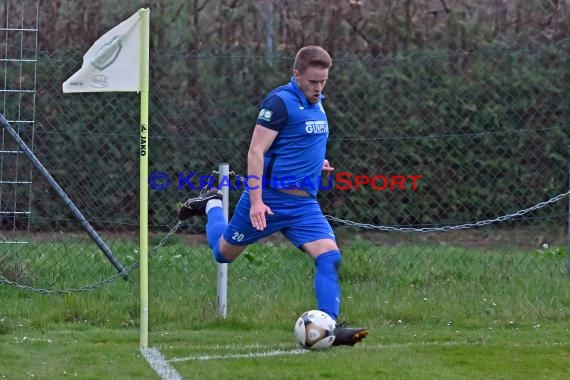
[{"x1": 138, "y1": 8, "x2": 150, "y2": 349}]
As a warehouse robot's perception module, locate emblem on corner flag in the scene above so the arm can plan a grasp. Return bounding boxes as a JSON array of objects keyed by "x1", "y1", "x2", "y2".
[{"x1": 91, "y1": 35, "x2": 123, "y2": 70}]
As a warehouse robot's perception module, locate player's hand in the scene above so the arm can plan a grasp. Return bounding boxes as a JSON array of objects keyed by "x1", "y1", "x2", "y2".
[
  {"x1": 250, "y1": 201, "x2": 273, "y2": 231},
  {"x1": 322, "y1": 159, "x2": 334, "y2": 177}
]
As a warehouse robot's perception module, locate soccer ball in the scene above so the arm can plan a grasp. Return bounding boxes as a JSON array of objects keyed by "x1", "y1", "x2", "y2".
[{"x1": 294, "y1": 310, "x2": 336, "y2": 350}]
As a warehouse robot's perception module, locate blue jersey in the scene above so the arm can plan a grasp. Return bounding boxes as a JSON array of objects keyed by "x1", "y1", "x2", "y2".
[{"x1": 256, "y1": 77, "x2": 329, "y2": 197}]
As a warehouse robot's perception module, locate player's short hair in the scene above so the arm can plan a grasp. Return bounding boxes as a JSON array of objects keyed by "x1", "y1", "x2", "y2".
[{"x1": 293, "y1": 46, "x2": 332, "y2": 73}]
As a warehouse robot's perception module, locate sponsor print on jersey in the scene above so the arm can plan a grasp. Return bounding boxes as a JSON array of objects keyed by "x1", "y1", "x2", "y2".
[{"x1": 305, "y1": 120, "x2": 329, "y2": 134}]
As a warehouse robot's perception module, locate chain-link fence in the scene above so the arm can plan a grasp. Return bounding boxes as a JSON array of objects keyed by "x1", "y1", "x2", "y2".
[{"x1": 1, "y1": 44, "x2": 569, "y2": 294}]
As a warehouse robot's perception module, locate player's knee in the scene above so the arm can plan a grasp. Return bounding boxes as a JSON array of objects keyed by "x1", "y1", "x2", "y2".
[
  {"x1": 315, "y1": 250, "x2": 341, "y2": 272},
  {"x1": 212, "y1": 238, "x2": 246, "y2": 263},
  {"x1": 213, "y1": 245, "x2": 234, "y2": 263}
]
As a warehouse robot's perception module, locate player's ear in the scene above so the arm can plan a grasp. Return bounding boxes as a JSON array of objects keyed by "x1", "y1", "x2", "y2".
[{"x1": 293, "y1": 69, "x2": 301, "y2": 78}]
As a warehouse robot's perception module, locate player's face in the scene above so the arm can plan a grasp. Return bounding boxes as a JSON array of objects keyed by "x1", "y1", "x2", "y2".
[{"x1": 294, "y1": 66, "x2": 329, "y2": 104}]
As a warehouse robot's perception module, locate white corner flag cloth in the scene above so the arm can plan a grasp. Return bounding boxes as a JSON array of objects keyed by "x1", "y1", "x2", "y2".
[{"x1": 63, "y1": 10, "x2": 142, "y2": 93}]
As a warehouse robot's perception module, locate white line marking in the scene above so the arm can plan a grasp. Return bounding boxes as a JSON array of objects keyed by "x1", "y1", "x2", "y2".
[
  {"x1": 141, "y1": 347, "x2": 183, "y2": 380},
  {"x1": 165, "y1": 339, "x2": 568, "y2": 365},
  {"x1": 359, "y1": 340, "x2": 568, "y2": 350},
  {"x1": 169, "y1": 348, "x2": 308, "y2": 362},
  {"x1": 370, "y1": 341, "x2": 467, "y2": 349},
  {"x1": 173, "y1": 342, "x2": 292, "y2": 351},
  {"x1": 168, "y1": 342, "x2": 463, "y2": 363},
  {"x1": 361, "y1": 341, "x2": 484, "y2": 351}
]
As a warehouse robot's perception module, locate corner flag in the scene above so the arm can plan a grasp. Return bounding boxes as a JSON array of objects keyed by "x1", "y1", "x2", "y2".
[
  {"x1": 63, "y1": 10, "x2": 144, "y2": 93},
  {"x1": 62, "y1": 8, "x2": 151, "y2": 349}
]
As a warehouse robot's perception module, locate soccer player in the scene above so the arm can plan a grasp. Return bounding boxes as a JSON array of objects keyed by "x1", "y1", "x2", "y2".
[{"x1": 178, "y1": 46, "x2": 368, "y2": 346}]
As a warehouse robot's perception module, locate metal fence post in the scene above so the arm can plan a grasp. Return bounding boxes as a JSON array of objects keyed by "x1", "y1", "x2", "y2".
[
  {"x1": 217, "y1": 163, "x2": 229, "y2": 317},
  {"x1": 566, "y1": 145, "x2": 570, "y2": 276}
]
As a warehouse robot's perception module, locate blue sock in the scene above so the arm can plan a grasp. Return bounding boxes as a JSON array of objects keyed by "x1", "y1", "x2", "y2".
[
  {"x1": 314, "y1": 250, "x2": 341, "y2": 320},
  {"x1": 206, "y1": 207, "x2": 231, "y2": 263}
]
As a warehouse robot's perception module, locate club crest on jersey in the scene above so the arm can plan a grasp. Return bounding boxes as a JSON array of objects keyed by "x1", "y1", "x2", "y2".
[{"x1": 258, "y1": 108, "x2": 273, "y2": 121}]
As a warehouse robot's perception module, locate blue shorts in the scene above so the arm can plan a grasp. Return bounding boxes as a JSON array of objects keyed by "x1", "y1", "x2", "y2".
[{"x1": 223, "y1": 188, "x2": 335, "y2": 248}]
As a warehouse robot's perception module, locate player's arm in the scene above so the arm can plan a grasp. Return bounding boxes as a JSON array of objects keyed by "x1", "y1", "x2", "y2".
[
  {"x1": 248, "y1": 125, "x2": 277, "y2": 230},
  {"x1": 248, "y1": 95, "x2": 287, "y2": 230}
]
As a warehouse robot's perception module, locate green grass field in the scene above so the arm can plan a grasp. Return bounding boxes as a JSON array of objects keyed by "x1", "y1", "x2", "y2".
[{"x1": 1, "y1": 236, "x2": 569, "y2": 379}]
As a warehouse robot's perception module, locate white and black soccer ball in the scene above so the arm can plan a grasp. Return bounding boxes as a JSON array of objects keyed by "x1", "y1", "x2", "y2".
[{"x1": 294, "y1": 310, "x2": 336, "y2": 350}]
